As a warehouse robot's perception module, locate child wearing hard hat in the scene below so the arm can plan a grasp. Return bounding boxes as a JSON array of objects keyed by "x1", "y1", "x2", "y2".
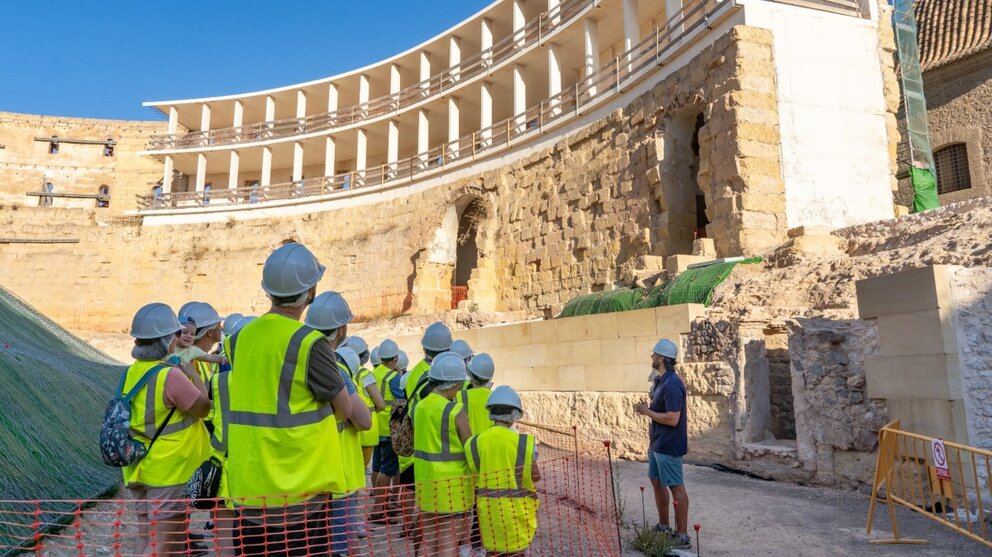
[
  {"x1": 465, "y1": 385, "x2": 541, "y2": 556},
  {"x1": 413, "y1": 351, "x2": 474, "y2": 557}
]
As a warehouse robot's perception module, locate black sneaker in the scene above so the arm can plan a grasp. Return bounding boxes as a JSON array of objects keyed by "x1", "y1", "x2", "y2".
[
  {"x1": 652, "y1": 523, "x2": 673, "y2": 535},
  {"x1": 671, "y1": 533, "x2": 692, "y2": 549}
]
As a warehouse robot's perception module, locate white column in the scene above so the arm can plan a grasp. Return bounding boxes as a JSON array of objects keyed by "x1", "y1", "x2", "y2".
[
  {"x1": 548, "y1": 44, "x2": 562, "y2": 116},
  {"x1": 548, "y1": 0, "x2": 561, "y2": 27},
  {"x1": 623, "y1": 0, "x2": 640, "y2": 63},
  {"x1": 327, "y1": 83, "x2": 338, "y2": 114},
  {"x1": 296, "y1": 89, "x2": 307, "y2": 122},
  {"x1": 417, "y1": 109, "x2": 430, "y2": 168},
  {"x1": 583, "y1": 19, "x2": 601, "y2": 96},
  {"x1": 261, "y1": 146, "x2": 272, "y2": 187},
  {"x1": 449, "y1": 36, "x2": 461, "y2": 82},
  {"x1": 355, "y1": 129, "x2": 367, "y2": 184},
  {"x1": 230, "y1": 101, "x2": 243, "y2": 188},
  {"x1": 666, "y1": 0, "x2": 684, "y2": 33},
  {"x1": 389, "y1": 64, "x2": 401, "y2": 110},
  {"x1": 480, "y1": 82, "x2": 493, "y2": 147},
  {"x1": 264, "y1": 95, "x2": 275, "y2": 138},
  {"x1": 324, "y1": 137, "x2": 336, "y2": 177},
  {"x1": 419, "y1": 51, "x2": 431, "y2": 96},
  {"x1": 512, "y1": 0, "x2": 526, "y2": 48},
  {"x1": 228, "y1": 150, "x2": 240, "y2": 190},
  {"x1": 162, "y1": 155, "x2": 174, "y2": 194},
  {"x1": 447, "y1": 97, "x2": 460, "y2": 158},
  {"x1": 513, "y1": 65, "x2": 527, "y2": 133},
  {"x1": 293, "y1": 142, "x2": 304, "y2": 182},
  {"x1": 481, "y1": 19, "x2": 494, "y2": 68},
  {"x1": 199, "y1": 103, "x2": 211, "y2": 153},
  {"x1": 195, "y1": 153, "x2": 207, "y2": 192},
  {"x1": 358, "y1": 74, "x2": 370, "y2": 117},
  {"x1": 387, "y1": 120, "x2": 399, "y2": 178},
  {"x1": 167, "y1": 106, "x2": 178, "y2": 135}
]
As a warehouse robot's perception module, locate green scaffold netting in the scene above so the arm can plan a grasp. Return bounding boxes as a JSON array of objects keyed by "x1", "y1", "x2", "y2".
[
  {"x1": 0, "y1": 286, "x2": 121, "y2": 555},
  {"x1": 559, "y1": 257, "x2": 762, "y2": 318}
]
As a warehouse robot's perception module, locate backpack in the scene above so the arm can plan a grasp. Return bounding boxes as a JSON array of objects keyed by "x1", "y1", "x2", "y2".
[
  {"x1": 100, "y1": 364, "x2": 176, "y2": 467},
  {"x1": 390, "y1": 375, "x2": 432, "y2": 458}
]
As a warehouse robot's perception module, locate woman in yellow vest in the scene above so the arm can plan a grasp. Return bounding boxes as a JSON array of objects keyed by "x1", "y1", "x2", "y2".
[
  {"x1": 331, "y1": 346, "x2": 374, "y2": 549},
  {"x1": 122, "y1": 303, "x2": 211, "y2": 557},
  {"x1": 413, "y1": 351, "x2": 474, "y2": 557},
  {"x1": 465, "y1": 386, "x2": 541, "y2": 556}
]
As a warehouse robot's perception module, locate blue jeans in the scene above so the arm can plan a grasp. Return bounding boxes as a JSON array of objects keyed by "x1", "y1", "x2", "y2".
[{"x1": 329, "y1": 494, "x2": 362, "y2": 554}]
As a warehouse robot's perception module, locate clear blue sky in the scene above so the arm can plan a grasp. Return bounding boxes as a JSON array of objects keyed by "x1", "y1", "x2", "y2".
[{"x1": 0, "y1": 1, "x2": 491, "y2": 121}]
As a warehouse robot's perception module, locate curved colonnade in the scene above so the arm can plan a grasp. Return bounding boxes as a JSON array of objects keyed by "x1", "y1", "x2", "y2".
[{"x1": 139, "y1": 0, "x2": 717, "y2": 211}]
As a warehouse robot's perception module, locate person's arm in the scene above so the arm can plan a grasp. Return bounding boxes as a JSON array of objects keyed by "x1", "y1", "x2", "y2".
[
  {"x1": 195, "y1": 353, "x2": 228, "y2": 366},
  {"x1": 366, "y1": 382, "x2": 386, "y2": 412},
  {"x1": 164, "y1": 369, "x2": 211, "y2": 419},
  {"x1": 331, "y1": 388, "x2": 352, "y2": 422},
  {"x1": 455, "y1": 409, "x2": 472, "y2": 444},
  {"x1": 179, "y1": 361, "x2": 209, "y2": 397},
  {"x1": 305, "y1": 339, "x2": 347, "y2": 414},
  {"x1": 633, "y1": 384, "x2": 683, "y2": 427},
  {"x1": 531, "y1": 461, "x2": 542, "y2": 484},
  {"x1": 349, "y1": 392, "x2": 373, "y2": 430}
]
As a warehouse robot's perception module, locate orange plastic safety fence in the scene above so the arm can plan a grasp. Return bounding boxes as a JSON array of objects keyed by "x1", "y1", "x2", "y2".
[{"x1": 0, "y1": 433, "x2": 620, "y2": 556}]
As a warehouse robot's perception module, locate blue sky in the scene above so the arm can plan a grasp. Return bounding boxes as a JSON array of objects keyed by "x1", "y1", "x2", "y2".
[{"x1": 0, "y1": 1, "x2": 491, "y2": 120}]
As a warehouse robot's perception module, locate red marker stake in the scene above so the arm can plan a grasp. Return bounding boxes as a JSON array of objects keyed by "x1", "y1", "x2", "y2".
[{"x1": 694, "y1": 523, "x2": 701, "y2": 556}]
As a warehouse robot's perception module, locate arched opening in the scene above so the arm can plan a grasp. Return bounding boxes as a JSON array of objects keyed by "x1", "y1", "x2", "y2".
[
  {"x1": 453, "y1": 198, "x2": 486, "y2": 308},
  {"x1": 97, "y1": 185, "x2": 110, "y2": 208},
  {"x1": 657, "y1": 106, "x2": 710, "y2": 255}
]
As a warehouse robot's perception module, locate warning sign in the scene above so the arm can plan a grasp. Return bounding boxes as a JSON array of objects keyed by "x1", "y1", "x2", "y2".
[{"x1": 932, "y1": 439, "x2": 950, "y2": 480}]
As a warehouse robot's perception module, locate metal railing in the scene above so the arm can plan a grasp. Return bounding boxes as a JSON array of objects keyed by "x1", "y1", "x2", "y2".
[
  {"x1": 137, "y1": 0, "x2": 730, "y2": 211},
  {"x1": 145, "y1": 0, "x2": 595, "y2": 151}
]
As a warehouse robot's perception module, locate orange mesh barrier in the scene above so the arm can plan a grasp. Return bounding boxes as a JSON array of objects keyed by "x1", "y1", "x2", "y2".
[{"x1": 0, "y1": 425, "x2": 620, "y2": 556}]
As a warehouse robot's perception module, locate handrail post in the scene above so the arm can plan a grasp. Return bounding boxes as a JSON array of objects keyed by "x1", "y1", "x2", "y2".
[
  {"x1": 574, "y1": 82, "x2": 580, "y2": 115},
  {"x1": 615, "y1": 56, "x2": 621, "y2": 91},
  {"x1": 441, "y1": 143, "x2": 446, "y2": 169},
  {"x1": 472, "y1": 132, "x2": 477, "y2": 160},
  {"x1": 539, "y1": 101, "x2": 545, "y2": 133},
  {"x1": 655, "y1": 26, "x2": 660, "y2": 61}
]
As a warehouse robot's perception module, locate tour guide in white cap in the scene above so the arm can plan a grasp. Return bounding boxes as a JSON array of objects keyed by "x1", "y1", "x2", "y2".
[{"x1": 634, "y1": 338, "x2": 691, "y2": 550}]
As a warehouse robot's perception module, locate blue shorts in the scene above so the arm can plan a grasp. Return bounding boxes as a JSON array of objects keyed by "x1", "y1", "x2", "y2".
[
  {"x1": 647, "y1": 451, "x2": 684, "y2": 487},
  {"x1": 372, "y1": 438, "x2": 399, "y2": 476}
]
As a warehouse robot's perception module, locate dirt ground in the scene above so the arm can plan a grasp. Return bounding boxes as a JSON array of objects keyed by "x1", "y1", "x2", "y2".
[{"x1": 615, "y1": 460, "x2": 990, "y2": 556}]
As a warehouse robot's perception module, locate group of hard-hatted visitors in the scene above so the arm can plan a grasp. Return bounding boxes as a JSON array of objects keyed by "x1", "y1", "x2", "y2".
[{"x1": 105, "y1": 242, "x2": 539, "y2": 557}]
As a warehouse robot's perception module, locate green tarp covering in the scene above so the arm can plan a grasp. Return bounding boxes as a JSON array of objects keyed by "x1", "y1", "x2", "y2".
[
  {"x1": 0, "y1": 287, "x2": 121, "y2": 555},
  {"x1": 559, "y1": 257, "x2": 762, "y2": 318},
  {"x1": 910, "y1": 165, "x2": 939, "y2": 213}
]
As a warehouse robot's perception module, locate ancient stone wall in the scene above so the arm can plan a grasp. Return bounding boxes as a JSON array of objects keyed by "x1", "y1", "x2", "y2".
[
  {"x1": 948, "y1": 267, "x2": 992, "y2": 451},
  {"x1": 0, "y1": 26, "x2": 791, "y2": 332},
  {"x1": 0, "y1": 112, "x2": 166, "y2": 214}
]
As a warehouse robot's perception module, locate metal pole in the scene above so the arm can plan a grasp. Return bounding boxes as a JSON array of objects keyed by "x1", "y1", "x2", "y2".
[{"x1": 604, "y1": 440, "x2": 623, "y2": 555}]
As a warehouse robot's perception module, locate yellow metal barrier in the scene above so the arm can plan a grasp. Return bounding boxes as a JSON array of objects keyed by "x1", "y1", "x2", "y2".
[{"x1": 867, "y1": 420, "x2": 992, "y2": 548}]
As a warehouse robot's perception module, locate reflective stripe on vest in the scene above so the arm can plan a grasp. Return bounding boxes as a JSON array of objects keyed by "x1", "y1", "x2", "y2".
[
  {"x1": 140, "y1": 364, "x2": 196, "y2": 438},
  {"x1": 210, "y1": 372, "x2": 230, "y2": 453},
  {"x1": 476, "y1": 434, "x2": 536, "y2": 499}
]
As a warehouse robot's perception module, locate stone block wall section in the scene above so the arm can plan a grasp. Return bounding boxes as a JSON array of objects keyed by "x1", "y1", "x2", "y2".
[
  {"x1": 0, "y1": 112, "x2": 166, "y2": 214},
  {"x1": 858, "y1": 265, "x2": 992, "y2": 452}
]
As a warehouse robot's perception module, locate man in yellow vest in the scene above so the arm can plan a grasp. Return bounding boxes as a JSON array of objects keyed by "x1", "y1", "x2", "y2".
[
  {"x1": 450, "y1": 339, "x2": 474, "y2": 364},
  {"x1": 122, "y1": 302, "x2": 211, "y2": 557},
  {"x1": 399, "y1": 322, "x2": 454, "y2": 482},
  {"x1": 370, "y1": 339, "x2": 402, "y2": 523},
  {"x1": 460, "y1": 353, "x2": 496, "y2": 435},
  {"x1": 331, "y1": 345, "x2": 374, "y2": 548},
  {"x1": 413, "y1": 351, "x2": 475, "y2": 557},
  {"x1": 465, "y1": 386, "x2": 541, "y2": 556},
  {"x1": 344, "y1": 335, "x2": 385, "y2": 467},
  {"x1": 224, "y1": 243, "x2": 353, "y2": 556}
]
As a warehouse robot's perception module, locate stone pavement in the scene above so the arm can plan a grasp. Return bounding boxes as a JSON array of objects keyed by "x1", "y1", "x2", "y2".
[{"x1": 616, "y1": 460, "x2": 989, "y2": 556}]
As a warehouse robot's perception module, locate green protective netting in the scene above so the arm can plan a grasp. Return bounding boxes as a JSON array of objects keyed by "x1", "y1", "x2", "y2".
[
  {"x1": 559, "y1": 258, "x2": 762, "y2": 318},
  {"x1": 0, "y1": 286, "x2": 122, "y2": 555}
]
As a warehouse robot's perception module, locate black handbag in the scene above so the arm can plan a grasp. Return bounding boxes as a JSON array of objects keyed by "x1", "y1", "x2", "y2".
[{"x1": 182, "y1": 456, "x2": 223, "y2": 509}]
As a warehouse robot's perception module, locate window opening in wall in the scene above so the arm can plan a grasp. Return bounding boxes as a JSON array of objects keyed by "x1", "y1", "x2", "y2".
[
  {"x1": 152, "y1": 183, "x2": 163, "y2": 209},
  {"x1": 97, "y1": 185, "x2": 110, "y2": 208},
  {"x1": 453, "y1": 198, "x2": 486, "y2": 309},
  {"x1": 203, "y1": 184, "x2": 212, "y2": 206},
  {"x1": 934, "y1": 143, "x2": 971, "y2": 194},
  {"x1": 49, "y1": 137, "x2": 59, "y2": 155},
  {"x1": 103, "y1": 139, "x2": 116, "y2": 157},
  {"x1": 690, "y1": 113, "x2": 709, "y2": 239},
  {"x1": 39, "y1": 182, "x2": 54, "y2": 207}
]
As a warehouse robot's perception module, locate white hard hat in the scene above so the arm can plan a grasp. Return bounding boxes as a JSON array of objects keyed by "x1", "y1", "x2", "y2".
[
  {"x1": 304, "y1": 291, "x2": 353, "y2": 330},
  {"x1": 396, "y1": 350, "x2": 409, "y2": 371},
  {"x1": 370, "y1": 346, "x2": 381, "y2": 366},
  {"x1": 653, "y1": 338, "x2": 678, "y2": 359},
  {"x1": 336, "y1": 346, "x2": 361, "y2": 375},
  {"x1": 177, "y1": 301, "x2": 200, "y2": 322},
  {"x1": 184, "y1": 302, "x2": 223, "y2": 329},
  {"x1": 130, "y1": 303, "x2": 182, "y2": 339},
  {"x1": 486, "y1": 385, "x2": 523, "y2": 412},
  {"x1": 261, "y1": 242, "x2": 326, "y2": 297},
  {"x1": 421, "y1": 322, "x2": 453, "y2": 352},
  {"x1": 450, "y1": 339, "x2": 474, "y2": 360},
  {"x1": 428, "y1": 351, "x2": 467, "y2": 382},
  {"x1": 467, "y1": 353, "x2": 495, "y2": 381},
  {"x1": 223, "y1": 312, "x2": 244, "y2": 336},
  {"x1": 230, "y1": 315, "x2": 256, "y2": 335},
  {"x1": 344, "y1": 335, "x2": 369, "y2": 356},
  {"x1": 378, "y1": 339, "x2": 400, "y2": 360}
]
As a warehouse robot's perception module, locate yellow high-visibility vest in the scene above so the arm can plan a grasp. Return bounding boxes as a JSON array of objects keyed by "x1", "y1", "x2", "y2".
[
  {"x1": 225, "y1": 313, "x2": 345, "y2": 507},
  {"x1": 122, "y1": 360, "x2": 209, "y2": 488},
  {"x1": 459, "y1": 385, "x2": 494, "y2": 435},
  {"x1": 352, "y1": 365, "x2": 379, "y2": 447},
  {"x1": 413, "y1": 392, "x2": 474, "y2": 513},
  {"x1": 372, "y1": 364, "x2": 399, "y2": 438},
  {"x1": 465, "y1": 426, "x2": 539, "y2": 553},
  {"x1": 336, "y1": 362, "x2": 367, "y2": 494},
  {"x1": 209, "y1": 371, "x2": 231, "y2": 504},
  {"x1": 194, "y1": 358, "x2": 217, "y2": 386}
]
